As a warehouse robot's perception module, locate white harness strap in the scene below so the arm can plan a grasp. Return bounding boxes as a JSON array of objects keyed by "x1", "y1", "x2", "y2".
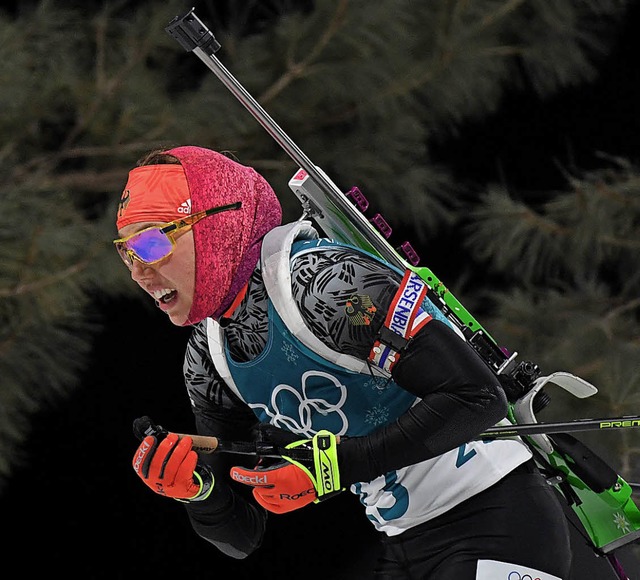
[
  {"x1": 476, "y1": 559, "x2": 563, "y2": 580},
  {"x1": 205, "y1": 317, "x2": 245, "y2": 402}
]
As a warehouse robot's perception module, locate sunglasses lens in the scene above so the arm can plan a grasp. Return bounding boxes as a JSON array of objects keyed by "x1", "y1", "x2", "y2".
[{"x1": 126, "y1": 228, "x2": 173, "y2": 263}]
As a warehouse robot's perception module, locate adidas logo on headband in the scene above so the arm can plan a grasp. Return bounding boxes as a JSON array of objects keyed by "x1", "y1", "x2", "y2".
[{"x1": 177, "y1": 199, "x2": 192, "y2": 214}]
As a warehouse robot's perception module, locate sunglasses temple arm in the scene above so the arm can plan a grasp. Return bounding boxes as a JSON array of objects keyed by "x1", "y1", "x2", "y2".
[{"x1": 219, "y1": 201, "x2": 241, "y2": 212}]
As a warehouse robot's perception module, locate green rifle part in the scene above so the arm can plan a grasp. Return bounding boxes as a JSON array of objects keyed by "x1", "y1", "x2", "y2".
[{"x1": 546, "y1": 447, "x2": 640, "y2": 552}]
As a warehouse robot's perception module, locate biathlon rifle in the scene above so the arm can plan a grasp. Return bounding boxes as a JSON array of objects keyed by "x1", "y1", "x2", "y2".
[{"x1": 164, "y1": 7, "x2": 640, "y2": 566}]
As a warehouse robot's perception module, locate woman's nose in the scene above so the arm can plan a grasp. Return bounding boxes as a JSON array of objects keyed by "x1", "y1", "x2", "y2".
[{"x1": 130, "y1": 259, "x2": 154, "y2": 282}]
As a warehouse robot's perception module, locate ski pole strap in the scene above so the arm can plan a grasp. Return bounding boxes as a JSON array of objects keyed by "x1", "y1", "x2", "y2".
[
  {"x1": 311, "y1": 431, "x2": 342, "y2": 500},
  {"x1": 369, "y1": 270, "x2": 432, "y2": 373},
  {"x1": 282, "y1": 430, "x2": 343, "y2": 501}
]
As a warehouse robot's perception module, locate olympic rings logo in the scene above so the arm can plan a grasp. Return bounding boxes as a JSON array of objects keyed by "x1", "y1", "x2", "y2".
[
  {"x1": 249, "y1": 370, "x2": 349, "y2": 436},
  {"x1": 507, "y1": 573, "x2": 541, "y2": 580}
]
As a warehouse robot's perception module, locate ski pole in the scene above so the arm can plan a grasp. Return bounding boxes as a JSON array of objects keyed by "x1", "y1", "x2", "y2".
[
  {"x1": 186, "y1": 415, "x2": 640, "y2": 457},
  {"x1": 479, "y1": 415, "x2": 640, "y2": 439},
  {"x1": 135, "y1": 414, "x2": 640, "y2": 460},
  {"x1": 182, "y1": 416, "x2": 640, "y2": 455}
]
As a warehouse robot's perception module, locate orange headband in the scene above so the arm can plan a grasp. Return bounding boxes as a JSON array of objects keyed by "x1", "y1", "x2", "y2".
[{"x1": 116, "y1": 164, "x2": 191, "y2": 230}]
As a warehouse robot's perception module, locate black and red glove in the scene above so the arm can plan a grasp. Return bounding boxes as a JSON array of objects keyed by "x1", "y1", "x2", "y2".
[
  {"x1": 230, "y1": 430, "x2": 342, "y2": 514},
  {"x1": 132, "y1": 417, "x2": 213, "y2": 502}
]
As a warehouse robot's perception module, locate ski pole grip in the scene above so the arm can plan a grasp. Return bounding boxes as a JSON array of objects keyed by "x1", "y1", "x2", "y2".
[
  {"x1": 166, "y1": 8, "x2": 221, "y2": 55},
  {"x1": 132, "y1": 415, "x2": 220, "y2": 454},
  {"x1": 178, "y1": 432, "x2": 220, "y2": 454}
]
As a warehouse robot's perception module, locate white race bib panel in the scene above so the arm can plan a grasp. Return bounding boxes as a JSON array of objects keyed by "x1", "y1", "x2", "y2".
[{"x1": 476, "y1": 559, "x2": 563, "y2": 580}]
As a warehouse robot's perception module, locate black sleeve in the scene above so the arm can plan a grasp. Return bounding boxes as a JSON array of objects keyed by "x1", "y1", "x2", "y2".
[
  {"x1": 338, "y1": 319, "x2": 508, "y2": 484},
  {"x1": 180, "y1": 323, "x2": 267, "y2": 559}
]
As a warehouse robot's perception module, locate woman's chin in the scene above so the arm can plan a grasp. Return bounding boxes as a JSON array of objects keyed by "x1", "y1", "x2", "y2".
[
  {"x1": 167, "y1": 312, "x2": 189, "y2": 326},
  {"x1": 158, "y1": 295, "x2": 190, "y2": 326}
]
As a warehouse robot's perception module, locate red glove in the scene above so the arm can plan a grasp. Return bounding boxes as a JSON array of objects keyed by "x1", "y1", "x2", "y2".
[
  {"x1": 132, "y1": 432, "x2": 213, "y2": 501},
  {"x1": 230, "y1": 460, "x2": 317, "y2": 514},
  {"x1": 230, "y1": 430, "x2": 342, "y2": 514}
]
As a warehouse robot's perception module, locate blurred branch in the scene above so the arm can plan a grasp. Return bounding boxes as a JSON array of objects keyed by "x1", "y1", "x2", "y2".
[{"x1": 259, "y1": 0, "x2": 349, "y2": 104}]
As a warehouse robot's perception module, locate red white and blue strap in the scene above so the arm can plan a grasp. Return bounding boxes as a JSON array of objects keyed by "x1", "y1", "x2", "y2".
[{"x1": 369, "y1": 270, "x2": 432, "y2": 373}]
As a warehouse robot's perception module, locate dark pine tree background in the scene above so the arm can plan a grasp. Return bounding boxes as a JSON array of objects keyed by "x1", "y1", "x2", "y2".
[{"x1": 2, "y1": 2, "x2": 640, "y2": 579}]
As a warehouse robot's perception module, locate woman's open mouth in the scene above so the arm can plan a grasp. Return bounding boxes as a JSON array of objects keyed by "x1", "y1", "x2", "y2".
[{"x1": 153, "y1": 288, "x2": 178, "y2": 307}]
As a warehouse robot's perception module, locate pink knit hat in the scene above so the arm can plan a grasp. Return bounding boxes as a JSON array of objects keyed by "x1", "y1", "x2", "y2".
[{"x1": 166, "y1": 146, "x2": 282, "y2": 324}]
